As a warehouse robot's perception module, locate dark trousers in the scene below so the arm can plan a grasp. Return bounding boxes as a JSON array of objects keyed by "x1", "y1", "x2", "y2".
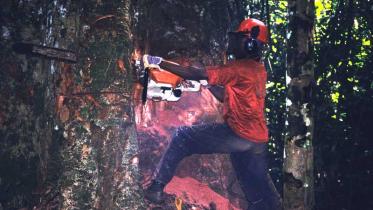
[{"x1": 153, "y1": 123, "x2": 282, "y2": 210}]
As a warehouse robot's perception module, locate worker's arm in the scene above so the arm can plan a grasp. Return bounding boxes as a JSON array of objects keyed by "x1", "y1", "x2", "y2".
[
  {"x1": 143, "y1": 54, "x2": 225, "y2": 102},
  {"x1": 160, "y1": 59, "x2": 225, "y2": 102},
  {"x1": 207, "y1": 86, "x2": 224, "y2": 102},
  {"x1": 160, "y1": 60, "x2": 208, "y2": 80},
  {"x1": 143, "y1": 55, "x2": 208, "y2": 80}
]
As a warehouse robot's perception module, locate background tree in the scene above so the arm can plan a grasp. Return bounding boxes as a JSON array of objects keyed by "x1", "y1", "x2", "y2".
[{"x1": 283, "y1": 0, "x2": 315, "y2": 209}]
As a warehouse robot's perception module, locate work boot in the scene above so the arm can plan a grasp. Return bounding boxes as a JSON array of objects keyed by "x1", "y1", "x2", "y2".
[{"x1": 145, "y1": 180, "x2": 165, "y2": 204}]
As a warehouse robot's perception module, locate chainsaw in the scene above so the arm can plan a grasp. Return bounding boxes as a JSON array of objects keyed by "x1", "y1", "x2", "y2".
[{"x1": 134, "y1": 58, "x2": 205, "y2": 103}]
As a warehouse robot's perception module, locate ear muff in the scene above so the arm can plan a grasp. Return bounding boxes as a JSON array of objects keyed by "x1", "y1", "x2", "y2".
[
  {"x1": 244, "y1": 26, "x2": 260, "y2": 55},
  {"x1": 244, "y1": 37, "x2": 259, "y2": 54},
  {"x1": 227, "y1": 32, "x2": 244, "y2": 55}
]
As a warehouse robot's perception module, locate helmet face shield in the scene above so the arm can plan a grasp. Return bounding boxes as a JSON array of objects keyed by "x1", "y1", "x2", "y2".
[{"x1": 227, "y1": 32, "x2": 249, "y2": 59}]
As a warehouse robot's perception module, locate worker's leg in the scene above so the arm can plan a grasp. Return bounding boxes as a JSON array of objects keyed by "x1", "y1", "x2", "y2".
[
  {"x1": 154, "y1": 123, "x2": 254, "y2": 184},
  {"x1": 230, "y1": 148, "x2": 282, "y2": 210},
  {"x1": 146, "y1": 123, "x2": 256, "y2": 203}
]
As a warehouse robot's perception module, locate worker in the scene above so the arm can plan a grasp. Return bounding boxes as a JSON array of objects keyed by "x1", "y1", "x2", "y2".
[{"x1": 142, "y1": 18, "x2": 282, "y2": 210}]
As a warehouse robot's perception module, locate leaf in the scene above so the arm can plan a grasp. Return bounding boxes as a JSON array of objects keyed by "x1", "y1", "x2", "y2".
[
  {"x1": 266, "y1": 82, "x2": 275, "y2": 88},
  {"x1": 331, "y1": 92, "x2": 339, "y2": 103},
  {"x1": 275, "y1": 18, "x2": 285, "y2": 24},
  {"x1": 362, "y1": 38, "x2": 370, "y2": 46},
  {"x1": 279, "y1": 1, "x2": 287, "y2": 10},
  {"x1": 272, "y1": 45, "x2": 278, "y2": 53},
  {"x1": 315, "y1": 0, "x2": 324, "y2": 18}
]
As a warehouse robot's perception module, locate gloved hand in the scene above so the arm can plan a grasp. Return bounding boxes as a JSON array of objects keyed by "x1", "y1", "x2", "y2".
[{"x1": 142, "y1": 54, "x2": 163, "y2": 69}]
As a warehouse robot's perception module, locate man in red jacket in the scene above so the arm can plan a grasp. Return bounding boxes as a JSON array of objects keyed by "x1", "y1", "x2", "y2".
[{"x1": 143, "y1": 18, "x2": 282, "y2": 210}]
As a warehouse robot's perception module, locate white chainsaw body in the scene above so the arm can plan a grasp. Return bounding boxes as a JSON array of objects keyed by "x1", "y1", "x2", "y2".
[{"x1": 147, "y1": 79, "x2": 203, "y2": 102}]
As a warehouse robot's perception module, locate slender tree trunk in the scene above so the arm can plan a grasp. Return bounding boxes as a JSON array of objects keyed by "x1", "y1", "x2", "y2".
[{"x1": 284, "y1": 0, "x2": 315, "y2": 209}]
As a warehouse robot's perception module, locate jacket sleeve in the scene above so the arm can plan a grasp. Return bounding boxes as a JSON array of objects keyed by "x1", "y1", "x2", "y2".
[
  {"x1": 159, "y1": 61, "x2": 208, "y2": 81},
  {"x1": 206, "y1": 64, "x2": 239, "y2": 86}
]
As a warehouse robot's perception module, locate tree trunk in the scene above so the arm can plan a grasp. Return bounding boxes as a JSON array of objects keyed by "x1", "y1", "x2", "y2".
[
  {"x1": 0, "y1": 1, "x2": 65, "y2": 209},
  {"x1": 284, "y1": 0, "x2": 315, "y2": 210},
  {"x1": 57, "y1": 1, "x2": 144, "y2": 210},
  {"x1": 0, "y1": 1, "x2": 144, "y2": 209}
]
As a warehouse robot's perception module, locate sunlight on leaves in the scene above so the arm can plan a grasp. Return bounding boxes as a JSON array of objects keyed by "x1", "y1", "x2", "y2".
[
  {"x1": 362, "y1": 38, "x2": 370, "y2": 46},
  {"x1": 331, "y1": 92, "x2": 340, "y2": 104}
]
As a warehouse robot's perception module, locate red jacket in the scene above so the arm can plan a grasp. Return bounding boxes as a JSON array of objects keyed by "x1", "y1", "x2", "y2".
[{"x1": 207, "y1": 59, "x2": 268, "y2": 142}]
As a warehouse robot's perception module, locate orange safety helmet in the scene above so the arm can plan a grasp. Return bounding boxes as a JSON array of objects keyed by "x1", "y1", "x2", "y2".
[{"x1": 237, "y1": 18, "x2": 268, "y2": 44}]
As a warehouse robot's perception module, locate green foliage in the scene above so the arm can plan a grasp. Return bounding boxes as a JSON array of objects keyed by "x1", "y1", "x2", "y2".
[{"x1": 313, "y1": 0, "x2": 372, "y2": 209}]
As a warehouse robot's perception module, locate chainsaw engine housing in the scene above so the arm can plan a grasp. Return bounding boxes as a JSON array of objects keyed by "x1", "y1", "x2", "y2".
[{"x1": 146, "y1": 68, "x2": 201, "y2": 102}]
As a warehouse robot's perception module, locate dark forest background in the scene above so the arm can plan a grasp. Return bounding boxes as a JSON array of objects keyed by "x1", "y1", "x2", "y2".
[{"x1": 264, "y1": 1, "x2": 372, "y2": 209}]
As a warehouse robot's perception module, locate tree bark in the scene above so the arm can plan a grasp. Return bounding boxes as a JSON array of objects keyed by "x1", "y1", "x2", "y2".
[
  {"x1": 284, "y1": 0, "x2": 315, "y2": 210},
  {"x1": 0, "y1": 1, "x2": 144, "y2": 209},
  {"x1": 0, "y1": 1, "x2": 65, "y2": 209},
  {"x1": 57, "y1": 1, "x2": 144, "y2": 210}
]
